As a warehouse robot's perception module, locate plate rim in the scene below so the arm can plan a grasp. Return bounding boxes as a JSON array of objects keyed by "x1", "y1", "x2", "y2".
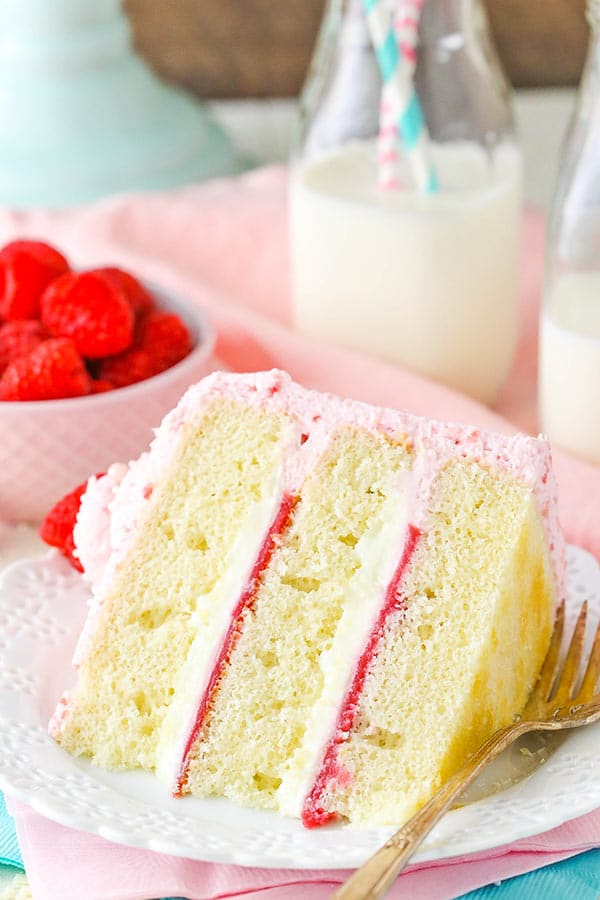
[{"x1": 0, "y1": 546, "x2": 598, "y2": 870}]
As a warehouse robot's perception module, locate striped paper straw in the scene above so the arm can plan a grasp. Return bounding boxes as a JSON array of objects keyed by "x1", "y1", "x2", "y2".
[
  {"x1": 395, "y1": 0, "x2": 424, "y2": 69},
  {"x1": 363, "y1": 0, "x2": 438, "y2": 193},
  {"x1": 378, "y1": 0, "x2": 424, "y2": 187},
  {"x1": 377, "y1": 89, "x2": 401, "y2": 189}
]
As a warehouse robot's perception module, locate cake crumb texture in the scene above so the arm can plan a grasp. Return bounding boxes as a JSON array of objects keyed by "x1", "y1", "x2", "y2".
[
  {"x1": 329, "y1": 458, "x2": 553, "y2": 825},
  {"x1": 55, "y1": 399, "x2": 289, "y2": 769},
  {"x1": 51, "y1": 371, "x2": 560, "y2": 828},
  {"x1": 183, "y1": 428, "x2": 413, "y2": 808}
]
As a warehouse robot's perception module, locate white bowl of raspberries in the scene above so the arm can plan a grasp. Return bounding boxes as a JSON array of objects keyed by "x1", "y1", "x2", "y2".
[{"x1": 0, "y1": 239, "x2": 215, "y2": 523}]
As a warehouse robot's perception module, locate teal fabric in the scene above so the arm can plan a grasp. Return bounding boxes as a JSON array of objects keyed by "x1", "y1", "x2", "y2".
[
  {"x1": 0, "y1": 792, "x2": 22, "y2": 870},
  {"x1": 459, "y1": 849, "x2": 600, "y2": 900}
]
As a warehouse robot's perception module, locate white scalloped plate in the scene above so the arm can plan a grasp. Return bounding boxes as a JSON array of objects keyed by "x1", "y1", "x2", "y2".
[{"x1": 0, "y1": 547, "x2": 598, "y2": 870}]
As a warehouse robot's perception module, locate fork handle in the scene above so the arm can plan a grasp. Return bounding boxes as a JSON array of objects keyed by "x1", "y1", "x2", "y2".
[{"x1": 332, "y1": 721, "x2": 531, "y2": 900}]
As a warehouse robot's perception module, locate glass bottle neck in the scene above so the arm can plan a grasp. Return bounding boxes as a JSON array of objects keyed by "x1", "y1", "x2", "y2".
[
  {"x1": 584, "y1": 0, "x2": 600, "y2": 86},
  {"x1": 296, "y1": 0, "x2": 514, "y2": 159},
  {"x1": 589, "y1": 0, "x2": 600, "y2": 32},
  {"x1": 420, "y1": 0, "x2": 481, "y2": 39},
  {"x1": 322, "y1": 0, "x2": 487, "y2": 56},
  {"x1": 331, "y1": 0, "x2": 482, "y2": 26},
  {"x1": 576, "y1": 9, "x2": 600, "y2": 117}
]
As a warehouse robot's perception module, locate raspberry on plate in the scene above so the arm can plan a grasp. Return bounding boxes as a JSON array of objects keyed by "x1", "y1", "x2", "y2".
[
  {"x1": 0, "y1": 240, "x2": 70, "y2": 321},
  {"x1": 0, "y1": 337, "x2": 91, "y2": 401},
  {"x1": 93, "y1": 267, "x2": 155, "y2": 317},
  {"x1": 39, "y1": 480, "x2": 90, "y2": 572},
  {"x1": 0, "y1": 320, "x2": 47, "y2": 375},
  {"x1": 41, "y1": 270, "x2": 135, "y2": 359}
]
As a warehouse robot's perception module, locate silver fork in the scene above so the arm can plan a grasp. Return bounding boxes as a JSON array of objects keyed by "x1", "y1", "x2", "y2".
[{"x1": 333, "y1": 600, "x2": 600, "y2": 900}]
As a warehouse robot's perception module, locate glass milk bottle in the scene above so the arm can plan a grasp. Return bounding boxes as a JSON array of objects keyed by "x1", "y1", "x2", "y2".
[
  {"x1": 539, "y1": 0, "x2": 600, "y2": 465},
  {"x1": 290, "y1": 0, "x2": 522, "y2": 404}
]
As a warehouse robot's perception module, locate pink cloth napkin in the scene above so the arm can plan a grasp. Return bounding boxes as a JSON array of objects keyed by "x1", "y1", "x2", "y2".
[
  {"x1": 2, "y1": 166, "x2": 599, "y2": 898},
  {"x1": 9, "y1": 797, "x2": 600, "y2": 900}
]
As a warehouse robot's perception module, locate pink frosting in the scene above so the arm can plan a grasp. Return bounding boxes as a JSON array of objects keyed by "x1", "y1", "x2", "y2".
[
  {"x1": 77, "y1": 368, "x2": 565, "y2": 593},
  {"x1": 74, "y1": 463, "x2": 128, "y2": 585},
  {"x1": 64, "y1": 369, "x2": 565, "y2": 712}
]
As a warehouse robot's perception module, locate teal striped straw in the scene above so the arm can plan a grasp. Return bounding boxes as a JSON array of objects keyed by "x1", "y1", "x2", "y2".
[{"x1": 363, "y1": 0, "x2": 439, "y2": 193}]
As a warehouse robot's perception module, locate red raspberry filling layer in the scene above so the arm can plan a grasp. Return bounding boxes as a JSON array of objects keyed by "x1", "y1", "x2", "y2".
[
  {"x1": 302, "y1": 524, "x2": 422, "y2": 828},
  {"x1": 176, "y1": 493, "x2": 299, "y2": 794}
]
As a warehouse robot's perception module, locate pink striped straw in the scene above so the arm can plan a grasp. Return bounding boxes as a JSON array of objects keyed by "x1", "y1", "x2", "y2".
[
  {"x1": 395, "y1": 0, "x2": 424, "y2": 68},
  {"x1": 377, "y1": 0, "x2": 425, "y2": 190}
]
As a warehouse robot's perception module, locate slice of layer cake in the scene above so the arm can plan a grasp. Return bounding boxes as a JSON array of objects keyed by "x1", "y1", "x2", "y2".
[{"x1": 50, "y1": 370, "x2": 564, "y2": 827}]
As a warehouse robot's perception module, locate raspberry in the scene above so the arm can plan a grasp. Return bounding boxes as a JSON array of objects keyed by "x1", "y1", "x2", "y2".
[
  {"x1": 90, "y1": 378, "x2": 115, "y2": 394},
  {"x1": 39, "y1": 479, "x2": 90, "y2": 572},
  {"x1": 0, "y1": 338, "x2": 91, "y2": 401},
  {"x1": 98, "y1": 347, "x2": 159, "y2": 388},
  {"x1": 99, "y1": 311, "x2": 192, "y2": 388},
  {"x1": 0, "y1": 240, "x2": 70, "y2": 320},
  {"x1": 0, "y1": 320, "x2": 47, "y2": 374},
  {"x1": 93, "y1": 267, "x2": 155, "y2": 317},
  {"x1": 136, "y1": 311, "x2": 193, "y2": 369},
  {"x1": 41, "y1": 270, "x2": 134, "y2": 359}
]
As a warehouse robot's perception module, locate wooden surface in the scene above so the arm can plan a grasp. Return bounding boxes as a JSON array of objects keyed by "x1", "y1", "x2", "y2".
[
  {"x1": 485, "y1": 0, "x2": 588, "y2": 89},
  {"x1": 124, "y1": 0, "x2": 589, "y2": 99}
]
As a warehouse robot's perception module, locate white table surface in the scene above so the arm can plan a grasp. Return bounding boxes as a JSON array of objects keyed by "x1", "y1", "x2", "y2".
[{"x1": 0, "y1": 87, "x2": 578, "y2": 897}]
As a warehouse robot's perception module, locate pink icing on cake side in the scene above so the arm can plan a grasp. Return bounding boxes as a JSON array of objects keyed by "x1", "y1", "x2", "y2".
[
  {"x1": 74, "y1": 463, "x2": 128, "y2": 585},
  {"x1": 61, "y1": 370, "x2": 565, "y2": 745}
]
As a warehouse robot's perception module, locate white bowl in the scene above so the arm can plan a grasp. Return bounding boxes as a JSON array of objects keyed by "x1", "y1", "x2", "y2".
[{"x1": 0, "y1": 286, "x2": 215, "y2": 523}]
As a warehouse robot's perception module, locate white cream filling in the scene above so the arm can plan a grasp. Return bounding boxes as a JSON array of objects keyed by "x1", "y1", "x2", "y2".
[
  {"x1": 154, "y1": 463, "x2": 286, "y2": 788},
  {"x1": 276, "y1": 469, "x2": 414, "y2": 818}
]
